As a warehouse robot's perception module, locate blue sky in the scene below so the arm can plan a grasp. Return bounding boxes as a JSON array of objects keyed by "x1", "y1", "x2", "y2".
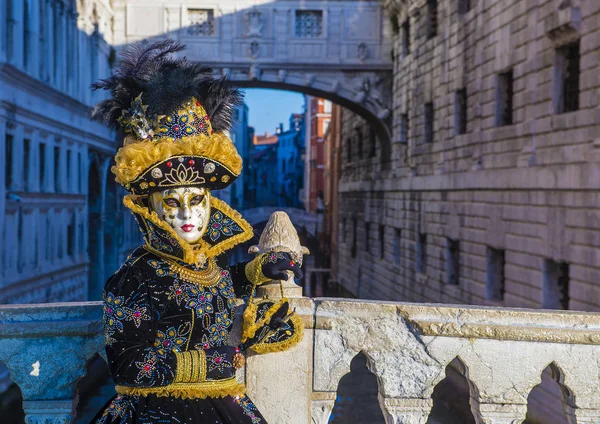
[{"x1": 242, "y1": 89, "x2": 305, "y2": 135}]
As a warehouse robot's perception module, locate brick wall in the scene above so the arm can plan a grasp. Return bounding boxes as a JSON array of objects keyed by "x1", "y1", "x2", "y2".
[{"x1": 335, "y1": 0, "x2": 600, "y2": 311}]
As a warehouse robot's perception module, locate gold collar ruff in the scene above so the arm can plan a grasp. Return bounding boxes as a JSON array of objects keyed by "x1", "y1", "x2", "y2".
[{"x1": 124, "y1": 195, "x2": 253, "y2": 266}]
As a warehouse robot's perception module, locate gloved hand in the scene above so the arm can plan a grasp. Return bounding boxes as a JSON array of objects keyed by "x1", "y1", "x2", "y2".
[
  {"x1": 245, "y1": 252, "x2": 303, "y2": 285},
  {"x1": 241, "y1": 301, "x2": 291, "y2": 351}
]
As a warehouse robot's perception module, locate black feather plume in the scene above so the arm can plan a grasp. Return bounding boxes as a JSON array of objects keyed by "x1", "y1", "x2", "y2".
[{"x1": 91, "y1": 40, "x2": 242, "y2": 133}]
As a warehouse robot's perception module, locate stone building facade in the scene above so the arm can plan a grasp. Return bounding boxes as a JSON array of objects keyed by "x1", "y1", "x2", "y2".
[
  {"x1": 335, "y1": 0, "x2": 600, "y2": 311},
  {"x1": 0, "y1": 0, "x2": 139, "y2": 303}
]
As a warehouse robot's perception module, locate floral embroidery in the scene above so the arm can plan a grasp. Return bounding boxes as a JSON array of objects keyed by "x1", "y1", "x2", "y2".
[
  {"x1": 262, "y1": 251, "x2": 287, "y2": 264},
  {"x1": 154, "y1": 323, "x2": 190, "y2": 357},
  {"x1": 103, "y1": 290, "x2": 152, "y2": 346},
  {"x1": 208, "y1": 211, "x2": 242, "y2": 242},
  {"x1": 147, "y1": 257, "x2": 173, "y2": 278},
  {"x1": 194, "y1": 334, "x2": 213, "y2": 350},
  {"x1": 135, "y1": 351, "x2": 159, "y2": 383},
  {"x1": 185, "y1": 286, "x2": 214, "y2": 317},
  {"x1": 167, "y1": 281, "x2": 190, "y2": 305},
  {"x1": 96, "y1": 394, "x2": 135, "y2": 424},
  {"x1": 206, "y1": 350, "x2": 232, "y2": 373},
  {"x1": 124, "y1": 305, "x2": 150, "y2": 328},
  {"x1": 103, "y1": 292, "x2": 127, "y2": 345},
  {"x1": 208, "y1": 311, "x2": 232, "y2": 346},
  {"x1": 235, "y1": 395, "x2": 262, "y2": 424}
]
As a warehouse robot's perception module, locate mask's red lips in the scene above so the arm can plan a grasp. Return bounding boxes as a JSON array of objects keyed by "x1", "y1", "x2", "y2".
[{"x1": 181, "y1": 224, "x2": 195, "y2": 233}]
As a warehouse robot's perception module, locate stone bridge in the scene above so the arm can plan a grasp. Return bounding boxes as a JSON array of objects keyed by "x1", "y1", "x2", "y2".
[
  {"x1": 111, "y1": 0, "x2": 394, "y2": 143},
  {"x1": 2, "y1": 299, "x2": 600, "y2": 423}
]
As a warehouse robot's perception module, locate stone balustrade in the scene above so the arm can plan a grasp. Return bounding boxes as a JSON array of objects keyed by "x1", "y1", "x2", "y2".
[{"x1": 1, "y1": 299, "x2": 600, "y2": 423}]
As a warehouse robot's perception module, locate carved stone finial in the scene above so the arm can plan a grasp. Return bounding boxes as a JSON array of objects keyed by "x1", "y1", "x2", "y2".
[{"x1": 249, "y1": 211, "x2": 310, "y2": 298}]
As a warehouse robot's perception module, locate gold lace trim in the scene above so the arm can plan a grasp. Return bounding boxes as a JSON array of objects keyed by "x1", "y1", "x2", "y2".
[
  {"x1": 115, "y1": 378, "x2": 245, "y2": 399},
  {"x1": 244, "y1": 253, "x2": 270, "y2": 286},
  {"x1": 242, "y1": 298, "x2": 289, "y2": 343},
  {"x1": 250, "y1": 313, "x2": 304, "y2": 355},
  {"x1": 166, "y1": 257, "x2": 222, "y2": 287}
]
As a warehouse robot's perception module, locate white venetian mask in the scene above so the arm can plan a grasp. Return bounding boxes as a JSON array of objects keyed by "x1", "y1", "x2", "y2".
[{"x1": 148, "y1": 187, "x2": 211, "y2": 244}]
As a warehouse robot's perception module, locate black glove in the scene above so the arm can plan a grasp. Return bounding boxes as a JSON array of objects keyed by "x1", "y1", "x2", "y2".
[{"x1": 260, "y1": 252, "x2": 304, "y2": 281}]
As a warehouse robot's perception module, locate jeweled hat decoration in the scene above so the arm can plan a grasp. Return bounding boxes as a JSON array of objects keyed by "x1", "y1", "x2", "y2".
[{"x1": 91, "y1": 40, "x2": 243, "y2": 195}]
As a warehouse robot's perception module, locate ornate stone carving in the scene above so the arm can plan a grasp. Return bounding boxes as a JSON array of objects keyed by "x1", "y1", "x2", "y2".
[
  {"x1": 248, "y1": 41, "x2": 260, "y2": 59},
  {"x1": 357, "y1": 42, "x2": 369, "y2": 61},
  {"x1": 244, "y1": 8, "x2": 264, "y2": 37}
]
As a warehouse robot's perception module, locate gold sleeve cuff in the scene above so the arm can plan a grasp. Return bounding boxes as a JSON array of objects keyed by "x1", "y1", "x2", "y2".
[
  {"x1": 244, "y1": 254, "x2": 270, "y2": 286},
  {"x1": 174, "y1": 350, "x2": 207, "y2": 383}
]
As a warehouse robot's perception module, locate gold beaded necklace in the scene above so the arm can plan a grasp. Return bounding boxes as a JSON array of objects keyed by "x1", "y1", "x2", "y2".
[{"x1": 166, "y1": 257, "x2": 222, "y2": 287}]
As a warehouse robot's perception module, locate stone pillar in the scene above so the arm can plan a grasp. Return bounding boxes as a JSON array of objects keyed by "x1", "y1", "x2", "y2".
[
  {"x1": 60, "y1": 2, "x2": 68, "y2": 91},
  {"x1": 0, "y1": 0, "x2": 5, "y2": 62},
  {"x1": 28, "y1": 130, "x2": 40, "y2": 192},
  {"x1": 28, "y1": 0, "x2": 41, "y2": 78},
  {"x1": 10, "y1": 0, "x2": 25, "y2": 69},
  {"x1": 379, "y1": 398, "x2": 433, "y2": 424},
  {"x1": 45, "y1": 0, "x2": 54, "y2": 84},
  {"x1": 245, "y1": 298, "x2": 314, "y2": 424},
  {"x1": 23, "y1": 398, "x2": 75, "y2": 424},
  {"x1": 0, "y1": 118, "x2": 6, "y2": 276},
  {"x1": 11, "y1": 125, "x2": 25, "y2": 192},
  {"x1": 478, "y1": 403, "x2": 528, "y2": 424}
]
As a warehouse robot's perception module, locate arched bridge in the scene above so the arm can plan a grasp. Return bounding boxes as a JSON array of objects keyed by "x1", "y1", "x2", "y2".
[
  {"x1": 112, "y1": 0, "x2": 394, "y2": 143},
  {"x1": 242, "y1": 206, "x2": 318, "y2": 236}
]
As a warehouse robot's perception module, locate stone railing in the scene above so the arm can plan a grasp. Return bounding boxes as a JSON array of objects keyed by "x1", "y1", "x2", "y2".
[{"x1": 1, "y1": 299, "x2": 600, "y2": 423}]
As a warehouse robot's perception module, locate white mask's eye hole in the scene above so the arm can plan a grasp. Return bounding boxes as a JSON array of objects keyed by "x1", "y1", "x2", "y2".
[
  {"x1": 163, "y1": 198, "x2": 180, "y2": 208},
  {"x1": 190, "y1": 195, "x2": 204, "y2": 206}
]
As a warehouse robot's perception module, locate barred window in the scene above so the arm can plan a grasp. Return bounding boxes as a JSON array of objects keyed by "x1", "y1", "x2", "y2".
[
  {"x1": 295, "y1": 10, "x2": 323, "y2": 38},
  {"x1": 445, "y1": 238, "x2": 460, "y2": 285},
  {"x1": 426, "y1": 0, "x2": 438, "y2": 39},
  {"x1": 496, "y1": 70, "x2": 513, "y2": 126},
  {"x1": 401, "y1": 20, "x2": 410, "y2": 57},
  {"x1": 424, "y1": 102, "x2": 434, "y2": 143},
  {"x1": 5, "y1": 133, "x2": 13, "y2": 190},
  {"x1": 416, "y1": 233, "x2": 427, "y2": 274},
  {"x1": 486, "y1": 247, "x2": 505, "y2": 301},
  {"x1": 400, "y1": 113, "x2": 409, "y2": 143},
  {"x1": 379, "y1": 224, "x2": 385, "y2": 259},
  {"x1": 23, "y1": 138, "x2": 30, "y2": 189},
  {"x1": 555, "y1": 41, "x2": 580, "y2": 114},
  {"x1": 188, "y1": 9, "x2": 214, "y2": 36},
  {"x1": 54, "y1": 146, "x2": 60, "y2": 192},
  {"x1": 39, "y1": 142, "x2": 46, "y2": 191},
  {"x1": 351, "y1": 218, "x2": 357, "y2": 258},
  {"x1": 455, "y1": 88, "x2": 467, "y2": 135},
  {"x1": 542, "y1": 260, "x2": 570, "y2": 310}
]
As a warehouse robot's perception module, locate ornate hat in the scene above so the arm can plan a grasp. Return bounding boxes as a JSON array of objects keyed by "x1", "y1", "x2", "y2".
[{"x1": 91, "y1": 40, "x2": 243, "y2": 196}]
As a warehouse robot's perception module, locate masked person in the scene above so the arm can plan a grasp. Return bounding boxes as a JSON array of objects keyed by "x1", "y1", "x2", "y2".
[{"x1": 90, "y1": 41, "x2": 303, "y2": 424}]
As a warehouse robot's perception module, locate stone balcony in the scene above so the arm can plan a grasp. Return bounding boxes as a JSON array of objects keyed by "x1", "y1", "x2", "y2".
[{"x1": 1, "y1": 299, "x2": 600, "y2": 424}]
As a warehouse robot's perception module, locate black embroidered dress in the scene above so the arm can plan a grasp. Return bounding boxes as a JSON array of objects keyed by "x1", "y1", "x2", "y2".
[{"x1": 93, "y1": 197, "x2": 267, "y2": 424}]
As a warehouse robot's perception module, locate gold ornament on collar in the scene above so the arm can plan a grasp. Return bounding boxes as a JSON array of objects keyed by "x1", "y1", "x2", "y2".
[{"x1": 166, "y1": 257, "x2": 222, "y2": 287}]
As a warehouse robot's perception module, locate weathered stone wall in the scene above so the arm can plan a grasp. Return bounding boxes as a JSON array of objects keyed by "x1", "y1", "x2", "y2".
[{"x1": 336, "y1": 0, "x2": 600, "y2": 311}]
